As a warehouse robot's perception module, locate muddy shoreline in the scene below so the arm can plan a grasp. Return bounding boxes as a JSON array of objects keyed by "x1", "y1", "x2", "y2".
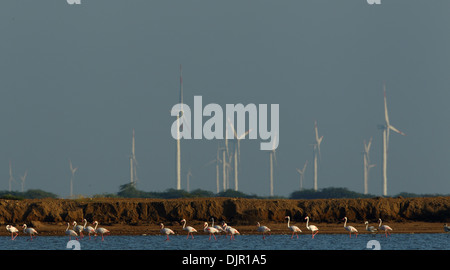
[{"x1": 0, "y1": 197, "x2": 448, "y2": 236}]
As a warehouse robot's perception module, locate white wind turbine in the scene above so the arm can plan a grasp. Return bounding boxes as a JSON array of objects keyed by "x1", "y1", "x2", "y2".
[
  {"x1": 20, "y1": 170, "x2": 28, "y2": 192},
  {"x1": 8, "y1": 161, "x2": 15, "y2": 192},
  {"x1": 130, "y1": 128, "x2": 138, "y2": 186},
  {"x1": 380, "y1": 84, "x2": 406, "y2": 196},
  {"x1": 227, "y1": 118, "x2": 252, "y2": 191},
  {"x1": 186, "y1": 168, "x2": 192, "y2": 192},
  {"x1": 312, "y1": 121, "x2": 323, "y2": 191},
  {"x1": 269, "y1": 134, "x2": 278, "y2": 197},
  {"x1": 204, "y1": 144, "x2": 224, "y2": 193},
  {"x1": 176, "y1": 64, "x2": 183, "y2": 190},
  {"x1": 69, "y1": 160, "x2": 78, "y2": 199},
  {"x1": 296, "y1": 161, "x2": 308, "y2": 191},
  {"x1": 363, "y1": 138, "x2": 376, "y2": 195}
]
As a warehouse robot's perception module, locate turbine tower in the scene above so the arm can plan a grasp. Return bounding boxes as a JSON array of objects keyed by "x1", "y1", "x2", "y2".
[
  {"x1": 296, "y1": 161, "x2": 308, "y2": 191},
  {"x1": 69, "y1": 159, "x2": 78, "y2": 199},
  {"x1": 8, "y1": 161, "x2": 14, "y2": 192},
  {"x1": 186, "y1": 168, "x2": 192, "y2": 192},
  {"x1": 380, "y1": 84, "x2": 406, "y2": 196},
  {"x1": 312, "y1": 121, "x2": 323, "y2": 191},
  {"x1": 204, "y1": 144, "x2": 223, "y2": 193},
  {"x1": 176, "y1": 64, "x2": 184, "y2": 190},
  {"x1": 227, "y1": 118, "x2": 252, "y2": 191},
  {"x1": 268, "y1": 134, "x2": 278, "y2": 197},
  {"x1": 363, "y1": 138, "x2": 376, "y2": 195},
  {"x1": 20, "y1": 170, "x2": 28, "y2": 192},
  {"x1": 130, "y1": 128, "x2": 138, "y2": 186}
]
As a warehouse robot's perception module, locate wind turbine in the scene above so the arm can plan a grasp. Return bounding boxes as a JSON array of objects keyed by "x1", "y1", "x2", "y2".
[
  {"x1": 8, "y1": 161, "x2": 14, "y2": 192},
  {"x1": 176, "y1": 64, "x2": 184, "y2": 190},
  {"x1": 186, "y1": 168, "x2": 192, "y2": 192},
  {"x1": 20, "y1": 170, "x2": 28, "y2": 192},
  {"x1": 312, "y1": 121, "x2": 323, "y2": 191},
  {"x1": 269, "y1": 134, "x2": 278, "y2": 197},
  {"x1": 380, "y1": 84, "x2": 406, "y2": 196},
  {"x1": 296, "y1": 161, "x2": 308, "y2": 191},
  {"x1": 363, "y1": 138, "x2": 376, "y2": 195},
  {"x1": 130, "y1": 128, "x2": 138, "y2": 186},
  {"x1": 227, "y1": 118, "x2": 252, "y2": 191},
  {"x1": 204, "y1": 144, "x2": 223, "y2": 193},
  {"x1": 69, "y1": 160, "x2": 78, "y2": 199}
]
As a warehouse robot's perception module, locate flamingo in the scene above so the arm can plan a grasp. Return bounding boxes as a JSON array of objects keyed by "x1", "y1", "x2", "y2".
[
  {"x1": 6, "y1": 225, "x2": 19, "y2": 240},
  {"x1": 83, "y1": 219, "x2": 96, "y2": 240},
  {"x1": 181, "y1": 219, "x2": 197, "y2": 239},
  {"x1": 285, "y1": 216, "x2": 302, "y2": 239},
  {"x1": 444, "y1": 224, "x2": 450, "y2": 233},
  {"x1": 378, "y1": 218, "x2": 393, "y2": 237},
  {"x1": 365, "y1": 221, "x2": 377, "y2": 234},
  {"x1": 305, "y1": 216, "x2": 319, "y2": 239},
  {"x1": 22, "y1": 224, "x2": 38, "y2": 241},
  {"x1": 203, "y1": 222, "x2": 219, "y2": 240},
  {"x1": 343, "y1": 217, "x2": 358, "y2": 238},
  {"x1": 93, "y1": 221, "x2": 110, "y2": 241},
  {"x1": 65, "y1": 223, "x2": 78, "y2": 240},
  {"x1": 222, "y1": 223, "x2": 240, "y2": 240},
  {"x1": 160, "y1": 223, "x2": 175, "y2": 241},
  {"x1": 256, "y1": 222, "x2": 271, "y2": 240},
  {"x1": 72, "y1": 221, "x2": 84, "y2": 238}
]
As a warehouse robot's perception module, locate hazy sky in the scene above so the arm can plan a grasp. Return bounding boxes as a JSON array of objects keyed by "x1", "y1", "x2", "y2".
[{"x1": 1, "y1": 0, "x2": 450, "y2": 198}]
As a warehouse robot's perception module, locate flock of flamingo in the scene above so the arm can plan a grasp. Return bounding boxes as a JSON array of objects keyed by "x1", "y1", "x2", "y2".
[
  {"x1": 6, "y1": 217, "x2": 450, "y2": 242},
  {"x1": 5, "y1": 219, "x2": 110, "y2": 241},
  {"x1": 159, "y1": 216, "x2": 395, "y2": 241}
]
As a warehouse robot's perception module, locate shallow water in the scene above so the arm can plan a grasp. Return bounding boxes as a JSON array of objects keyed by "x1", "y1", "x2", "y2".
[{"x1": 1, "y1": 233, "x2": 449, "y2": 250}]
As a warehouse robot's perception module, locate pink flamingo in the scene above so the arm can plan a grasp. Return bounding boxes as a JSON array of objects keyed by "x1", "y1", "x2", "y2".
[
  {"x1": 343, "y1": 217, "x2": 358, "y2": 238},
  {"x1": 285, "y1": 216, "x2": 302, "y2": 239},
  {"x1": 160, "y1": 223, "x2": 175, "y2": 241},
  {"x1": 6, "y1": 225, "x2": 19, "y2": 240},
  {"x1": 65, "y1": 223, "x2": 79, "y2": 240},
  {"x1": 256, "y1": 222, "x2": 271, "y2": 240},
  {"x1": 222, "y1": 223, "x2": 240, "y2": 240},
  {"x1": 305, "y1": 216, "x2": 319, "y2": 238},
  {"x1": 22, "y1": 224, "x2": 38, "y2": 241},
  {"x1": 93, "y1": 221, "x2": 110, "y2": 241},
  {"x1": 203, "y1": 222, "x2": 219, "y2": 240},
  {"x1": 378, "y1": 218, "x2": 393, "y2": 237},
  {"x1": 181, "y1": 219, "x2": 197, "y2": 239}
]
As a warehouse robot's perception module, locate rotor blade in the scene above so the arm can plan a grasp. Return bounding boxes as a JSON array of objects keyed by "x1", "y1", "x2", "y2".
[
  {"x1": 303, "y1": 160, "x2": 308, "y2": 171},
  {"x1": 389, "y1": 125, "x2": 406, "y2": 136},
  {"x1": 384, "y1": 84, "x2": 390, "y2": 126},
  {"x1": 227, "y1": 118, "x2": 238, "y2": 139}
]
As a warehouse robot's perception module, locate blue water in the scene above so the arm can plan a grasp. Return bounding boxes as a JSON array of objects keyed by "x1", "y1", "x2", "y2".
[{"x1": 1, "y1": 233, "x2": 449, "y2": 250}]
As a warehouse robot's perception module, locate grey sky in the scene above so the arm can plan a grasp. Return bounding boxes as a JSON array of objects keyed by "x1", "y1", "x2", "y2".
[{"x1": 1, "y1": 0, "x2": 449, "y2": 197}]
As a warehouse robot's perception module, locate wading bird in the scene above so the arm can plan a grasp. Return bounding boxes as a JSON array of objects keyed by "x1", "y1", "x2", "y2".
[
  {"x1": 160, "y1": 223, "x2": 175, "y2": 241},
  {"x1": 93, "y1": 221, "x2": 110, "y2": 241},
  {"x1": 305, "y1": 216, "x2": 319, "y2": 239},
  {"x1": 365, "y1": 221, "x2": 377, "y2": 234},
  {"x1": 22, "y1": 224, "x2": 38, "y2": 241},
  {"x1": 256, "y1": 222, "x2": 271, "y2": 240},
  {"x1": 83, "y1": 219, "x2": 96, "y2": 240},
  {"x1": 6, "y1": 225, "x2": 19, "y2": 240},
  {"x1": 343, "y1": 217, "x2": 358, "y2": 238},
  {"x1": 285, "y1": 216, "x2": 302, "y2": 239},
  {"x1": 65, "y1": 223, "x2": 78, "y2": 240},
  {"x1": 203, "y1": 222, "x2": 219, "y2": 240},
  {"x1": 181, "y1": 219, "x2": 197, "y2": 239},
  {"x1": 378, "y1": 218, "x2": 393, "y2": 237}
]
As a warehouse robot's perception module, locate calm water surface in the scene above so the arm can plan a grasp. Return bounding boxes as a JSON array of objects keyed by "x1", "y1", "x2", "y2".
[{"x1": 0, "y1": 233, "x2": 449, "y2": 250}]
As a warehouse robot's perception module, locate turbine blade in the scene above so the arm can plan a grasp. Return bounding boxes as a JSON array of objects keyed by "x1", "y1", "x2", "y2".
[
  {"x1": 389, "y1": 125, "x2": 406, "y2": 136},
  {"x1": 384, "y1": 84, "x2": 390, "y2": 126},
  {"x1": 227, "y1": 118, "x2": 238, "y2": 139}
]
